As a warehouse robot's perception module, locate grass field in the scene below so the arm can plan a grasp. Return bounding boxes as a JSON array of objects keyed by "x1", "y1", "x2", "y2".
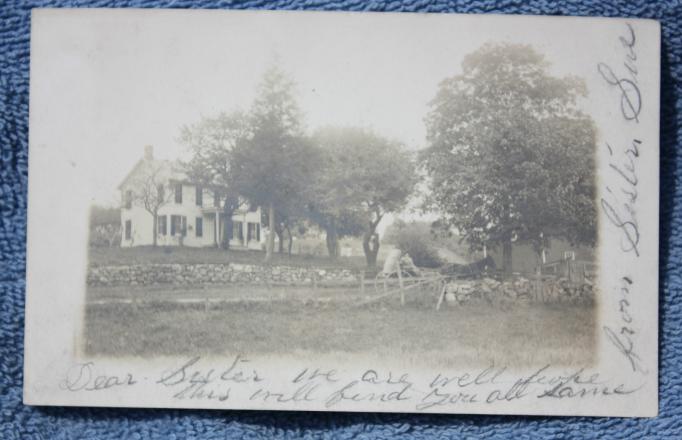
[
  {"x1": 88, "y1": 245, "x2": 368, "y2": 269},
  {"x1": 84, "y1": 285, "x2": 596, "y2": 368}
]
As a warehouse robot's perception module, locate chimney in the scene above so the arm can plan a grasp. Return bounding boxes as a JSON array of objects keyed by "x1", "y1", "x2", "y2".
[{"x1": 144, "y1": 145, "x2": 154, "y2": 161}]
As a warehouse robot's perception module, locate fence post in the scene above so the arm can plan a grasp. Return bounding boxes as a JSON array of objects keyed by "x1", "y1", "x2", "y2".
[
  {"x1": 397, "y1": 261, "x2": 405, "y2": 306},
  {"x1": 535, "y1": 266, "x2": 542, "y2": 302},
  {"x1": 567, "y1": 261, "x2": 573, "y2": 283},
  {"x1": 436, "y1": 281, "x2": 447, "y2": 311},
  {"x1": 583, "y1": 262, "x2": 587, "y2": 282}
]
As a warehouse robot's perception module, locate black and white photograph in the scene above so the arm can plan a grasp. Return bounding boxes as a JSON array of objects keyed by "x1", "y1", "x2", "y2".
[
  {"x1": 24, "y1": 9, "x2": 660, "y2": 416},
  {"x1": 85, "y1": 43, "x2": 598, "y2": 367}
]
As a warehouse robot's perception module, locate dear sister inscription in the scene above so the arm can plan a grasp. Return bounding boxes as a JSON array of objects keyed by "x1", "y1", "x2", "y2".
[{"x1": 61, "y1": 357, "x2": 638, "y2": 412}]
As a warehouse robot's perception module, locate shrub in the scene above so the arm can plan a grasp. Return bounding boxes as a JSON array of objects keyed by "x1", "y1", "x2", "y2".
[
  {"x1": 385, "y1": 220, "x2": 445, "y2": 268},
  {"x1": 89, "y1": 224, "x2": 121, "y2": 247}
]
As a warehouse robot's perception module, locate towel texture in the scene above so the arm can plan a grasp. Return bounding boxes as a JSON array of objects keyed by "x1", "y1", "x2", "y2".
[{"x1": 1, "y1": 0, "x2": 680, "y2": 438}]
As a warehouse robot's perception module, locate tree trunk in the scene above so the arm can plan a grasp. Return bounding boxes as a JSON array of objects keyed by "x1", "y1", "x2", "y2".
[
  {"x1": 362, "y1": 231, "x2": 380, "y2": 270},
  {"x1": 276, "y1": 227, "x2": 284, "y2": 254},
  {"x1": 286, "y1": 225, "x2": 294, "y2": 258},
  {"x1": 503, "y1": 239, "x2": 513, "y2": 274},
  {"x1": 265, "y1": 202, "x2": 275, "y2": 262},
  {"x1": 108, "y1": 228, "x2": 118, "y2": 247},
  {"x1": 222, "y1": 203, "x2": 233, "y2": 250},
  {"x1": 325, "y1": 223, "x2": 339, "y2": 258},
  {"x1": 152, "y1": 212, "x2": 158, "y2": 247},
  {"x1": 502, "y1": 202, "x2": 513, "y2": 273}
]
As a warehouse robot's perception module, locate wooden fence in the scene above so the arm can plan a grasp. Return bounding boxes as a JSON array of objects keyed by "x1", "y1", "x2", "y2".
[{"x1": 541, "y1": 259, "x2": 597, "y2": 283}]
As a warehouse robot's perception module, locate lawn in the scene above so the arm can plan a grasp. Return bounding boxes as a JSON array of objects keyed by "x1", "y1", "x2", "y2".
[
  {"x1": 88, "y1": 245, "x2": 369, "y2": 269},
  {"x1": 84, "y1": 285, "x2": 596, "y2": 368}
]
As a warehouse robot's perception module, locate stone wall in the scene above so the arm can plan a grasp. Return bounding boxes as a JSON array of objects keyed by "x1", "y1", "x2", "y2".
[
  {"x1": 87, "y1": 263, "x2": 359, "y2": 287},
  {"x1": 443, "y1": 276, "x2": 595, "y2": 305}
]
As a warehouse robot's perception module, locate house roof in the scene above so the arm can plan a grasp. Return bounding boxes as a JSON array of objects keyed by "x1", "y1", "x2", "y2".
[{"x1": 117, "y1": 158, "x2": 188, "y2": 190}]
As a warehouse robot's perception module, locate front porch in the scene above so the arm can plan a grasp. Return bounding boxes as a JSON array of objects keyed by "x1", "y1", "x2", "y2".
[{"x1": 202, "y1": 209, "x2": 262, "y2": 250}]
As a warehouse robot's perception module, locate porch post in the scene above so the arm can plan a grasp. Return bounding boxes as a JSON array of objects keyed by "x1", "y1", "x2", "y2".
[
  {"x1": 214, "y1": 211, "x2": 218, "y2": 246},
  {"x1": 243, "y1": 213, "x2": 247, "y2": 247}
]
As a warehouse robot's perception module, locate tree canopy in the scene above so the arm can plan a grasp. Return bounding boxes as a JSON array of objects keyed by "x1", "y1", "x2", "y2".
[
  {"x1": 181, "y1": 111, "x2": 250, "y2": 189},
  {"x1": 422, "y1": 43, "x2": 597, "y2": 272},
  {"x1": 310, "y1": 126, "x2": 417, "y2": 267},
  {"x1": 229, "y1": 66, "x2": 319, "y2": 262},
  {"x1": 181, "y1": 111, "x2": 251, "y2": 249}
]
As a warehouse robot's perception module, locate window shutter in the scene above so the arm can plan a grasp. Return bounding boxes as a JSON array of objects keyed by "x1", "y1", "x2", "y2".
[
  {"x1": 175, "y1": 184, "x2": 183, "y2": 204},
  {"x1": 196, "y1": 186, "x2": 203, "y2": 206},
  {"x1": 196, "y1": 217, "x2": 203, "y2": 237}
]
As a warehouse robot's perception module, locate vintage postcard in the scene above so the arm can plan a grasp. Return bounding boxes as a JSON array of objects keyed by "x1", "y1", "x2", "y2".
[{"x1": 24, "y1": 9, "x2": 660, "y2": 417}]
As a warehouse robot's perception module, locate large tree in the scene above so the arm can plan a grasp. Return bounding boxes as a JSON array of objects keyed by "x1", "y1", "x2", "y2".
[
  {"x1": 230, "y1": 66, "x2": 319, "y2": 262},
  {"x1": 311, "y1": 127, "x2": 417, "y2": 268},
  {"x1": 181, "y1": 111, "x2": 251, "y2": 250},
  {"x1": 422, "y1": 43, "x2": 597, "y2": 272}
]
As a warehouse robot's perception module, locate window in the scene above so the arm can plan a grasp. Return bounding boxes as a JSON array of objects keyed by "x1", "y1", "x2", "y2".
[
  {"x1": 255, "y1": 223, "x2": 260, "y2": 241},
  {"x1": 174, "y1": 183, "x2": 183, "y2": 204},
  {"x1": 170, "y1": 215, "x2": 186, "y2": 236},
  {"x1": 214, "y1": 191, "x2": 220, "y2": 208},
  {"x1": 125, "y1": 220, "x2": 131, "y2": 240},
  {"x1": 195, "y1": 217, "x2": 203, "y2": 237},
  {"x1": 195, "y1": 186, "x2": 203, "y2": 206},
  {"x1": 157, "y1": 185, "x2": 165, "y2": 202},
  {"x1": 158, "y1": 215, "x2": 167, "y2": 236},
  {"x1": 125, "y1": 190, "x2": 132, "y2": 209}
]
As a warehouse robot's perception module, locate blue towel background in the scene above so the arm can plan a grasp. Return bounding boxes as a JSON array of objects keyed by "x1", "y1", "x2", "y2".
[{"x1": 1, "y1": 0, "x2": 680, "y2": 438}]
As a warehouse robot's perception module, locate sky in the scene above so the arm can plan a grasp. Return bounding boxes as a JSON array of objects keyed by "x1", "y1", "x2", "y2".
[{"x1": 30, "y1": 9, "x2": 631, "y2": 212}]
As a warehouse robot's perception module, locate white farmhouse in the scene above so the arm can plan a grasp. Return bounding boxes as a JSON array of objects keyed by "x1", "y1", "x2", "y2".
[{"x1": 119, "y1": 146, "x2": 263, "y2": 249}]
